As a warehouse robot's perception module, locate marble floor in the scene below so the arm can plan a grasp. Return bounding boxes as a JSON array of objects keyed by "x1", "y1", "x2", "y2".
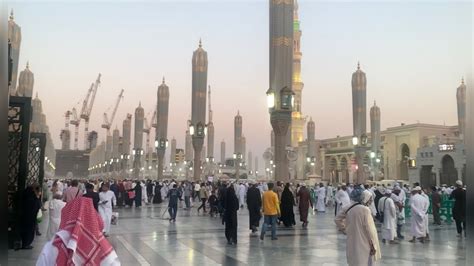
[{"x1": 8, "y1": 202, "x2": 466, "y2": 265}]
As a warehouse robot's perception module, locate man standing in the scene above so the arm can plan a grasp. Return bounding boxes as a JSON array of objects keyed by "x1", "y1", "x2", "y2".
[
  {"x1": 315, "y1": 183, "x2": 326, "y2": 213},
  {"x1": 392, "y1": 186, "x2": 406, "y2": 239},
  {"x1": 335, "y1": 184, "x2": 350, "y2": 216},
  {"x1": 183, "y1": 182, "x2": 192, "y2": 210},
  {"x1": 409, "y1": 186, "x2": 428, "y2": 243},
  {"x1": 297, "y1": 183, "x2": 312, "y2": 228},
  {"x1": 63, "y1": 180, "x2": 81, "y2": 203},
  {"x1": 167, "y1": 184, "x2": 182, "y2": 222},
  {"x1": 431, "y1": 186, "x2": 442, "y2": 226},
  {"x1": 450, "y1": 180, "x2": 466, "y2": 237},
  {"x1": 99, "y1": 183, "x2": 116, "y2": 237},
  {"x1": 378, "y1": 189, "x2": 398, "y2": 244},
  {"x1": 238, "y1": 183, "x2": 246, "y2": 208},
  {"x1": 260, "y1": 183, "x2": 280, "y2": 241},
  {"x1": 246, "y1": 181, "x2": 262, "y2": 233}
]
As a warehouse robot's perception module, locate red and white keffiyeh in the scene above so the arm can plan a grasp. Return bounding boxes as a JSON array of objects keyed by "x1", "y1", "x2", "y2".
[{"x1": 52, "y1": 197, "x2": 119, "y2": 265}]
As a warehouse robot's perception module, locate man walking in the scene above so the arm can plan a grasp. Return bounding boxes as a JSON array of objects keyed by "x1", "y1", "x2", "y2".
[
  {"x1": 260, "y1": 183, "x2": 280, "y2": 241},
  {"x1": 167, "y1": 184, "x2": 182, "y2": 222},
  {"x1": 451, "y1": 180, "x2": 466, "y2": 237},
  {"x1": 297, "y1": 183, "x2": 312, "y2": 228},
  {"x1": 98, "y1": 183, "x2": 116, "y2": 237},
  {"x1": 431, "y1": 186, "x2": 442, "y2": 226},
  {"x1": 246, "y1": 181, "x2": 262, "y2": 233}
]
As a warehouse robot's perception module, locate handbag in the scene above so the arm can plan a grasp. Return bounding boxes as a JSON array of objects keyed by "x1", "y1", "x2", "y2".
[{"x1": 36, "y1": 209, "x2": 43, "y2": 224}]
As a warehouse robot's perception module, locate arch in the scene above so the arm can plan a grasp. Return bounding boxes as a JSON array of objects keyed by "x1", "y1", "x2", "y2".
[
  {"x1": 399, "y1": 143, "x2": 410, "y2": 180},
  {"x1": 440, "y1": 155, "x2": 457, "y2": 186},
  {"x1": 328, "y1": 157, "x2": 338, "y2": 184},
  {"x1": 340, "y1": 157, "x2": 349, "y2": 184}
]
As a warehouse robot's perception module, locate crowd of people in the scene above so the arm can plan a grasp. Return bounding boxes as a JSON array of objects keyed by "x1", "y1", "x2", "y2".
[{"x1": 19, "y1": 177, "x2": 466, "y2": 265}]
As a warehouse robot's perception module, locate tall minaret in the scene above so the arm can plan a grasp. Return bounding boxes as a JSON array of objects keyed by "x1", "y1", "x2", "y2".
[
  {"x1": 290, "y1": 0, "x2": 306, "y2": 147},
  {"x1": 133, "y1": 102, "x2": 144, "y2": 179},
  {"x1": 457, "y1": 77, "x2": 467, "y2": 140},
  {"x1": 8, "y1": 9, "x2": 21, "y2": 95},
  {"x1": 17, "y1": 62, "x2": 34, "y2": 97},
  {"x1": 234, "y1": 111, "x2": 242, "y2": 154},
  {"x1": 207, "y1": 85, "x2": 215, "y2": 159},
  {"x1": 191, "y1": 39, "x2": 208, "y2": 181},
  {"x1": 370, "y1": 101, "x2": 381, "y2": 180},
  {"x1": 307, "y1": 117, "x2": 315, "y2": 157},
  {"x1": 156, "y1": 77, "x2": 170, "y2": 179},
  {"x1": 122, "y1": 114, "x2": 132, "y2": 171},
  {"x1": 352, "y1": 62, "x2": 367, "y2": 183},
  {"x1": 255, "y1": 157, "x2": 259, "y2": 176},
  {"x1": 185, "y1": 129, "x2": 193, "y2": 162},
  {"x1": 112, "y1": 127, "x2": 120, "y2": 171},
  {"x1": 220, "y1": 140, "x2": 226, "y2": 164},
  {"x1": 248, "y1": 151, "x2": 253, "y2": 173}
]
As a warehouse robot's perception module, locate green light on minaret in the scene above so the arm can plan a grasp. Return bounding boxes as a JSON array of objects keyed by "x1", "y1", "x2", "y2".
[{"x1": 293, "y1": 21, "x2": 300, "y2": 31}]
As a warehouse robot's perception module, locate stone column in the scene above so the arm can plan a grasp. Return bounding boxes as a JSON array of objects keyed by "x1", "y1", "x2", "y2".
[{"x1": 271, "y1": 111, "x2": 291, "y2": 181}]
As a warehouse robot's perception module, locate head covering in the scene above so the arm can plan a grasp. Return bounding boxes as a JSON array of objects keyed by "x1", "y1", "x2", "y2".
[
  {"x1": 456, "y1": 180, "x2": 463, "y2": 186},
  {"x1": 300, "y1": 182, "x2": 307, "y2": 187},
  {"x1": 393, "y1": 185, "x2": 401, "y2": 191},
  {"x1": 361, "y1": 190, "x2": 373, "y2": 205},
  {"x1": 385, "y1": 189, "x2": 392, "y2": 194},
  {"x1": 412, "y1": 186, "x2": 421, "y2": 192},
  {"x1": 349, "y1": 187, "x2": 364, "y2": 202},
  {"x1": 52, "y1": 197, "x2": 119, "y2": 265}
]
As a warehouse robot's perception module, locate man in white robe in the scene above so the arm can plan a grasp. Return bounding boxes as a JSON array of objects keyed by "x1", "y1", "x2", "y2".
[
  {"x1": 316, "y1": 183, "x2": 326, "y2": 213},
  {"x1": 392, "y1": 185, "x2": 406, "y2": 239},
  {"x1": 378, "y1": 189, "x2": 398, "y2": 244},
  {"x1": 99, "y1": 184, "x2": 116, "y2": 237},
  {"x1": 420, "y1": 188, "x2": 431, "y2": 240},
  {"x1": 326, "y1": 185, "x2": 334, "y2": 207},
  {"x1": 409, "y1": 186, "x2": 428, "y2": 243},
  {"x1": 335, "y1": 185, "x2": 350, "y2": 216},
  {"x1": 238, "y1": 183, "x2": 246, "y2": 208},
  {"x1": 46, "y1": 193, "x2": 66, "y2": 240},
  {"x1": 335, "y1": 188, "x2": 381, "y2": 266}
]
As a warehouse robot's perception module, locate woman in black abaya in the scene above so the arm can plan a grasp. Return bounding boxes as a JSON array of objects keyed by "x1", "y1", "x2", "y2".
[
  {"x1": 223, "y1": 185, "x2": 239, "y2": 245},
  {"x1": 280, "y1": 183, "x2": 296, "y2": 228}
]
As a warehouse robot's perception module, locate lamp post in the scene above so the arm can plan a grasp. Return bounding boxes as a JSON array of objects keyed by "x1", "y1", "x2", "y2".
[
  {"x1": 352, "y1": 133, "x2": 368, "y2": 184},
  {"x1": 267, "y1": 87, "x2": 294, "y2": 181},
  {"x1": 189, "y1": 121, "x2": 207, "y2": 181}
]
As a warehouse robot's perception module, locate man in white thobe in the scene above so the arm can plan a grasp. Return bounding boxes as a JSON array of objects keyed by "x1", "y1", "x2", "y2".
[
  {"x1": 392, "y1": 185, "x2": 406, "y2": 239},
  {"x1": 378, "y1": 189, "x2": 398, "y2": 244},
  {"x1": 238, "y1": 183, "x2": 246, "y2": 208},
  {"x1": 99, "y1": 184, "x2": 116, "y2": 237},
  {"x1": 46, "y1": 193, "x2": 66, "y2": 240},
  {"x1": 409, "y1": 186, "x2": 428, "y2": 243},
  {"x1": 316, "y1": 184, "x2": 326, "y2": 213},
  {"x1": 420, "y1": 188, "x2": 431, "y2": 240},
  {"x1": 326, "y1": 185, "x2": 334, "y2": 207},
  {"x1": 335, "y1": 185, "x2": 350, "y2": 216}
]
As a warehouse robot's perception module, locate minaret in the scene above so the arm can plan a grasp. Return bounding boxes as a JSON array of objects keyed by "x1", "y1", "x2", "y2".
[
  {"x1": 8, "y1": 9, "x2": 21, "y2": 95},
  {"x1": 457, "y1": 77, "x2": 466, "y2": 140},
  {"x1": 122, "y1": 114, "x2": 132, "y2": 172},
  {"x1": 191, "y1": 39, "x2": 208, "y2": 181},
  {"x1": 156, "y1": 77, "x2": 170, "y2": 179},
  {"x1": 269, "y1": 0, "x2": 294, "y2": 181},
  {"x1": 112, "y1": 127, "x2": 120, "y2": 172},
  {"x1": 234, "y1": 111, "x2": 242, "y2": 154},
  {"x1": 17, "y1": 62, "x2": 34, "y2": 97},
  {"x1": 31, "y1": 93, "x2": 42, "y2": 132},
  {"x1": 352, "y1": 62, "x2": 367, "y2": 183},
  {"x1": 290, "y1": 0, "x2": 306, "y2": 147},
  {"x1": 370, "y1": 101, "x2": 381, "y2": 180},
  {"x1": 307, "y1": 117, "x2": 315, "y2": 157},
  {"x1": 185, "y1": 129, "x2": 193, "y2": 162},
  {"x1": 248, "y1": 151, "x2": 253, "y2": 173},
  {"x1": 255, "y1": 157, "x2": 259, "y2": 176},
  {"x1": 220, "y1": 140, "x2": 226, "y2": 164},
  {"x1": 133, "y1": 102, "x2": 144, "y2": 179},
  {"x1": 207, "y1": 85, "x2": 215, "y2": 160}
]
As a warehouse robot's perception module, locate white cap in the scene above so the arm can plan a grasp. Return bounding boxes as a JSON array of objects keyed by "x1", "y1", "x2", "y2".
[
  {"x1": 456, "y1": 180, "x2": 463, "y2": 186},
  {"x1": 412, "y1": 186, "x2": 421, "y2": 191},
  {"x1": 385, "y1": 189, "x2": 392, "y2": 194}
]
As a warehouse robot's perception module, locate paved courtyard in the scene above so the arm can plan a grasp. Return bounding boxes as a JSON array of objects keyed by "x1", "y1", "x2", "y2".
[{"x1": 9, "y1": 203, "x2": 466, "y2": 265}]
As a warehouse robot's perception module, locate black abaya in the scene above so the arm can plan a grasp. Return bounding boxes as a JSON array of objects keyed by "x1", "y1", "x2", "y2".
[
  {"x1": 280, "y1": 187, "x2": 296, "y2": 227},
  {"x1": 246, "y1": 186, "x2": 262, "y2": 230},
  {"x1": 224, "y1": 187, "x2": 239, "y2": 243},
  {"x1": 20, "y1": 187, "x2": 41, "y2": 248}
]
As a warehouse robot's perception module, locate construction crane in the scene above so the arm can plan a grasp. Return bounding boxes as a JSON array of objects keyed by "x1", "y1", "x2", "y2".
[
  {"x1": 69, "y1": 108, "x2": 80, "y2": 150},
  {"x1": 80, "y1": 73, "x2": 101, "y2": 150},
  {"x1": 102, "y1": 89, "x2": 124, "y2": 136}
]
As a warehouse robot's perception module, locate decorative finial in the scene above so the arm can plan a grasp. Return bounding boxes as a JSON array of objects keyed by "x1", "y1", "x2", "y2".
[
  {"x1": 357, "y1": 61, "x2": 360, "y2": 70},
  {"x1": 374, "y1": 100, "x2": 376, "y2": 106},
  {"x1": 237, "y1": 110, "x2": 240, "y2": 115},
  {"x1": 461, "y1": 76, "x2": 464, "y2": 85},
  {"x1": 162, "y1": 76, "x2": 165, "y2": 84},
  {"x1": 26, "y1": 61, "x2": 29, "y2": 69},
  {"x1": 9, "y1": 9, "x2": 13, "y2": 20},
  {"x1": 139, "y1": 101, "x2": 142, "y2": 107},
  {"x1": 199, "y1": 38, "x2": 202, "y2": 48}
]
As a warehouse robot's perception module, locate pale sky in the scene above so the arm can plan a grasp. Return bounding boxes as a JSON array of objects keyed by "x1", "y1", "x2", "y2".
[{"x1": 10, "y1": 0, "x2": 472, "y2": 169}]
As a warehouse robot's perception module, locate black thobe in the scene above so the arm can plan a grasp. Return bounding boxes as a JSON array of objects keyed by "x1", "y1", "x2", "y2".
[
  {"x1": 451, "y1": 188, "x2": 466, "y2": 221},
  {"x1": 20, "y1": 187, "x2": 41, "y2": 248},
  {"x1": 153, "y1": 184, "x2": 163, "y2": 204},
  {"x1": 246, "y1": 186, "x2": 262, "y2": 229},
  {"x1": 280, "y1": 188, "x2": 296, "y2": 227},
  {"x1": 134, "y1": 184, "x2": 142, "y2": 207},
  {"x1": 224, "y1": 190, "x2": 239, "y2": 243}
]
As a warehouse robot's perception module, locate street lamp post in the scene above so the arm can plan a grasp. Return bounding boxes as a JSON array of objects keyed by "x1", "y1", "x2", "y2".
[
  {"x1": 267, "y1": 87, "x2": 294, "y2": 181},
  {"x1": 189, "y1": 121, "x2": 206, "y2": 181}
]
